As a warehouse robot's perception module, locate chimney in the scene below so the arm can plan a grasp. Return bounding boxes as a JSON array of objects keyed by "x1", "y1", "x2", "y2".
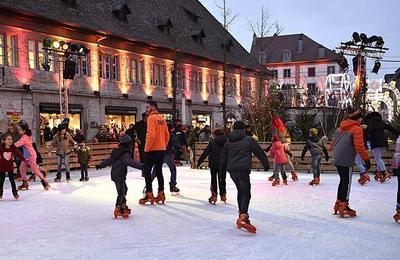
[
  {"x1": 252, "y1": 32, "x2": 257, "y2": 47},
  {"x1": 318, "y1": 45, "x2": 325, "y2": 58},
  {"x1": 298, "y1": 35, "x2": 304, "y2": 53}
]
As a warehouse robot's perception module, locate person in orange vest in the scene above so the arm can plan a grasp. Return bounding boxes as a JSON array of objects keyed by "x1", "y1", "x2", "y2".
[{"x1": 139, "y1": 101, "x2": 170, "y2": 205}]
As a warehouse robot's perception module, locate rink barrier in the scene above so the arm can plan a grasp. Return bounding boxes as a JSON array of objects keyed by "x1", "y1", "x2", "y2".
[{"x1": 195, "y1": 142, "x2": 395, "y2": 173}]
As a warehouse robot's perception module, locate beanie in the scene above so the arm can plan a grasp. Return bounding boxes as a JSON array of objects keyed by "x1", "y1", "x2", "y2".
[
  {"x1": 309, "y1": 128, "x2": 318, "y2": 137},
  {"x1": 272, "y1": 135, "x2": 280, "y2": 142}
]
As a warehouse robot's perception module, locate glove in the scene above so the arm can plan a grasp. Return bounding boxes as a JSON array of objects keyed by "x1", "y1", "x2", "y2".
[
  {"x1": 301, "y1": 157, "x2": 304, "y2": 161},
  {"x1": 363, "y1": 160, "x2": 371, "y2": 171},
  {"x1": 325, "y1": 156, "x2": 329, "y2": 162},
  {"x1": 95, "y1": 165, "x2": 100, "y2": 171}
]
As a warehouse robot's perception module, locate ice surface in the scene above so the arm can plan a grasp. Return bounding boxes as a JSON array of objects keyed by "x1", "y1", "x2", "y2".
[{"x1": 0, "y1": 167, "x2": 399, "y2": 260}]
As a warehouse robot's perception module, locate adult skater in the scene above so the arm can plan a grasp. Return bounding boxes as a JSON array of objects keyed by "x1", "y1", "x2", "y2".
[
  {"x1": 220, "y1": 121, "x2": 270, "y2": 233},
  {"x1": 52, "y1": 124, "x2": 75, "y2": 182},
  {"x1": 331, "y1": 108, "x2": 370, "y2": 218},
  {"x1": 139, "y1": 101, "x2": 170, "y2": 205}
]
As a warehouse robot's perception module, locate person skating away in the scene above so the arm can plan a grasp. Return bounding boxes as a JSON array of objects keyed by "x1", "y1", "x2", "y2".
[
  {"x1": 301, "y1": 128, "x2": 329, "y2": 186},
  {"x1": 220, "y1": 121, "x2": 270, "y2": 233},
  {"x1": 75, "y1": 142, "x2": 91, "y2": 182},
  {"x1": 52, "y1": 124, "x2": 75, "y2": 182},
  {"x1": 15, "y1": 122, "x2": 50, "y2": 191},
  {"x1": 391, "y1": 135, "x2": 400, "y2": 223},
  {"x1": 197, "y1": 128, "x2": 228, "y2": 205},
  {"x1": 269, "y1": 135, "x2": 293, "y2": 186},
  {"x1": 150, "y1": 123, "x2": 181, "y2": 194},
  {"x1": 330, "y1": 108, "x2": 370, "y2": 218},
  {"x1": 0, "y1": 133, "x2": 27, "y2": 200},
  {"x1": 96, "y1": 134, "x2": 143, "y2": 219},
  {"x1": 139, "y1": 101, "x2": 170, "y2": 205}
]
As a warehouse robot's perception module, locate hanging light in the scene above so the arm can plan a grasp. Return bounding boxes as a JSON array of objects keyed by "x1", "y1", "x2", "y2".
[
  {"x1": 352, "y1": 32, "x2": 361, "y2": 43},
  {"x1": 372, "y1": 60, "x2": 381, "y2": 74},
  {"x1": 51, "y1": 40, "x2": 61, "y2": 49},
  {"x1": 337, "y1": 54, "x2": 349, "y2": 71},
  {"x1": 375, "y1": 36, "x2": 384, "y2": 48},
  {"x1": 62, "y1": 42, "x2": 69, "y2": 50}
]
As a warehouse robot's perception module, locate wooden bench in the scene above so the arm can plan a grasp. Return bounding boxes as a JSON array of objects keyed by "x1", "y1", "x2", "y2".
[{"x1": 195, "y1": 141, "x2": 395, "y2": 173}]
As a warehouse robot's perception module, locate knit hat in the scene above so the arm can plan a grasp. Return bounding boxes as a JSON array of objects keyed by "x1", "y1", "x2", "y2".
[
  {"x1": 58, "y1": 124, "x2": 66, "y2": 131},
  {"x1": 309, "y1": 128, "x2": 318, "y2": 137},
  {"x1": 272, "y1": 135, "x2": 280, "y2": 142},
  {"x1": 119, "y1": 134, "x2": 132, "y2": 145}
]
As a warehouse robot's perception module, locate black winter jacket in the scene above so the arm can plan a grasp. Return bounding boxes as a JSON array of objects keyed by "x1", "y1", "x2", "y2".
[
  {"x1": 197, "y1": 135, "x2": 227, "y2": 169},
  {"x1": 220, "y1": 130, "x2": 269, "y2": 174},
  {"x1": 366, "y1": 113, "x2": 399, "y2": 149},
  {"x1": 166, "y1": 133, "x2": 182, "y2": 155},
  {"x1": 98, "y1": 145, "x2": 143, "y2": 182}
]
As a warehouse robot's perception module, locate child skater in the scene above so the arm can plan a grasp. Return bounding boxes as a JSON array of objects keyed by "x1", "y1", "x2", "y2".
[
  {"x1": 220, "y1": 121, "x2": 270, "y2": 233},
  {"x1": 197, "y1": 128, "x2": 227, "y2": 204},
  {"x1": 301, "y1": 128, "x2": 329, "y2": 186},
  {"x1": 75, "y1": 142, "x2": 91, "y2": 182},
  {"x1": 96, "y1": 133, "x2": 142, "y2": 219},
  {"x1": 391, "y1": 135, "x2": 400, "y2": 223},
  {"x1": 15, "y1": 122, "x2": 50, "y2": 191},
  {"x1": 0, "y1": 133, "x2": 26, "y2": 200},
  {"x1": 269, "y1": 135, "x2": 293, "y2": 186}
]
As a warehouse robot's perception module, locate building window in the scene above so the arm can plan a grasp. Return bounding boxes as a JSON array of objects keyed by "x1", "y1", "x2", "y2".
[
  {"x1": 0, "y1": 34, "x2": 4, "y2": 66},
  {"x1": 38, "y1": 42, "x2": 54, "y2": 72},
  {"x1": 209, "y1": 74, "x2": 218, "y2": 94},
  {"x1": 150, "y1": 63, "x2": 164, "y2": 86},
  {"x1": 283, "y1": 69, "x2": 291, "y2": 78},
  {"x1": 327, "y1": 66, "x2": 336, "y2": 75},
  {"x1": 105, "y1": 55, "x2": 111, "y2": 79},
  {"x1": 177, "y1": 68, "x2": 185, "y2": 89},
  {"x1": 242, "y1": 80, "x2": 251, "y2": 96},
  {"x1": 112, "y1": 56, "x2": 119, "y2": 80},
  {"x1": 28, "y1": 40, "x2": 36, "y2": 69},
  {"x1": 191, "y1": 71, "x2": 201, "y2": 92},
  {"x1": 81, "y1": 54, "x2": 91, "y2": 76},
  {"x1": 282, "y1": 50, "x2": 291, "y2": 62},
  {"x1": 99, "y1": 54, "x2": 104, "y2": 78},
  {"x1": 28, "y1": 40, "x2": 54, "y2": 71},
  {"x1": 138, "y1": 60, "x2": 144, "y2": 84},
  {"x1": 271, "y1": 70, "x2": 278, "y2": 78},
  {"x1": 6, "y1": 35, "x2": 18, "y2": 67},
  {"x1": 308, "y1": 67, "x2": 316, "y2": 77}
]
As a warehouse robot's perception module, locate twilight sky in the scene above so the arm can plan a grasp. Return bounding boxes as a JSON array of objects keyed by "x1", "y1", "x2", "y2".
[{"x1": 200, "y1": 0, "x2": 400, "y2": 80}]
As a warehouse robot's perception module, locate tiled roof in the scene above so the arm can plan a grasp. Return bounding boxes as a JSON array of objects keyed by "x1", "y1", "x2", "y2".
[
  {"x1": 250, "y1": 33, "x2": 340, "y2": 64},
  {"x1": 0, "y1": 0, "x2": 261, "y2": 71}
]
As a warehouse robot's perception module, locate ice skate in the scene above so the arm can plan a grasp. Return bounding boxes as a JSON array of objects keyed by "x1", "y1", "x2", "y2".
[
  {"x1": 272, "y1": 179, "x2": 280, "y2": 186},
  {"x1": 333, "y1": 200, "x2": 340, "y2": 215},
  {"x1": 208, "y1": 192, "x2": 217, "y2": 205},
  {"x1": 124, "y1": 203, "x2": 132, "y2": 215},
  {"x1": 85, "y1": 177, "x2": 89, "y2": 182},
  {"x1": 41, "y1": 180, "x2": 50, "y2": 190},
  {"x1": 54, "y1": 174, "x2": 61, "y2": 183},
  {"x1": 14, "y1": 195, "x2": 19, "y2": 200},
  {"x1": 291, "y1": 172, "x2": 298, "y2": 181},
  {"x1": 113, "y1": 205, "x2": 130, "y2": 219},
  {"x1": 358, "y1": 173, "x2": 370, "y2": 185},
  {"x1": 169, "y1": 182, "x2": 180, "y2": 195},
  {"x1": 268, "y1": 175, "x2": 274, "y2": 182},
  {"x1": 374, "y1": 171, "x2": 382, "y2": 182},
  {"x1": 220, "y1": 194, "x2": 227, "y2": 204},
  {"x1": 393, "y1": 208, "x2": 400, "y2": 223},
  {"x1": 28, "y1": 174, "x2": 36, "y2": 182},
  {"x1": 18, "y1": 181, "x2": 29, "y2": 190},
  {"x1": 79, "y1": 177, "x2": 85, "y2": 182},
  {"x1": 154, "y1": 191, "x2": 166, "y2": 204},
  {"x1": 139, "y1": 192, "x2": 155, "y2": 205},
  {"x1": 236, "y1": 213, "x2": 256, "y2": 233},
  {"x1": 41, "y1": 168, "x2": 48, "y2": 178},
  {"x1": 337, "y1": 201, "x2": 357, "y2": 218},
  {"x1": 66, "y1": 172, "x2": 71, "y2": 183},
  {"x1": 380, "y1": 171, "x2": 391, "y2": 183},
  {"x1": 283, "y1": 178, "x2": 288, "y2": 185},
  {"x1": 309, "y1": 177, "x2": 320, "y2": 186}
]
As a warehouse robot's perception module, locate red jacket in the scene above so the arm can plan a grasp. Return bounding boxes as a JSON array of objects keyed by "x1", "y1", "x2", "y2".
[
  {"x1": 0, "y1": 144, "x2": 25, "y2": 173},
  {"x1": 269, "y1": 141, "x2": 288, "y2": 165}
]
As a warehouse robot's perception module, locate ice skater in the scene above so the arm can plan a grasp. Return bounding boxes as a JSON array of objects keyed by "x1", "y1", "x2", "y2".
[
  {"x1": 96, "y1": 133, "x2": 143, "y2": 219},
  {"x1": 301, "y1": 128, "x2": 329, "y2": 186},
  {"x1": 197, "y1": 128, "x2": 227, "y2": 204},
  {"x1": 269, "y1": 135, "x2": 293, "y2": 186},
  {"x1": 220, "y1": 121, "x2": 270, "y2": 233},
  {"x1": 330, "y1": 109, "x2": 370, "y2": 218},
  {"x1": 75, "y1": 142, "x2": 91, "y2": 182},
  {"x1": 391, "y1": 135, "x2": 400, "y2": 223}
]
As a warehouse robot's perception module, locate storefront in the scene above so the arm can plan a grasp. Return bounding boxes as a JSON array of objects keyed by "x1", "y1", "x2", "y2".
[
  {"x1": 192, "y1": 111, "x2": 211, "y2": 129},
  {"x1": 105, "y1": 106, "x2": 137, "y2": 130},
  {"x1": 158, "y1": 109, "x2": 173, "y2": 123},
  {"x1": 39, "y1": 103, "x2": 83, "y2": 144}
]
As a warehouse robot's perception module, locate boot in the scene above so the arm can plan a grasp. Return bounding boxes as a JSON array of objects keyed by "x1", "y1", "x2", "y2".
[
  {"x1": 169, "y1": 182, "x2": 180, "y2": 194},
  {"x1": 220, "y1": 194, "x2": 227, "y2": 204},
  {"x1": 394, "y1": 208, "x2": 400, "y2": 223},
  {"x1": 124, "y1": 203, "x2": 132, "y2": 215},
  {"x1": 54, "y1": 173, "x2": 61, "y2": 182},
  {"x1": 208, "y1": 192, "x2": 217, "y2": 205},
  {"x1": 236, "y1": 213, "x2": 257, "y2": 233},
  {"x1": 14, "y1": 194, "x2": 19, "y2": 200},
  {"x1": 79, "y1": 177, "x2": 85, "y2": 182},
  {"x1": 114, "y1": 204, "x2": 130, "y2": 219},
  {"x1": 374, "y1": 171, "x2": 382, "y2": 182},
  {"x1": 358, "y1": 173, "x2": 370, "y2": 185},
  {"x1": 85, "y1": 172, "x2": 89, "y2": 182},
  {"x1": 41, "y1": 180, "x2": 50, "y2": 191},
  {"x1": 272, "y1": 179, "x2": 280, "y2": 186},
  {"x1": 309, "y1": 177, "x2": 320, "y2": 186},
  {"x1": 28, "y1": 174, "x2": 36, "y2": 182},
  {"x1": 120, "y1": 203, "x2": 130, "y2": 218},
  {"x1": 66, "y1": 172, "x2": 71, "y2": 182},
  {"x1": 380, "y1": 171, "x2": 391, "y2": 183},
  {"x1": 154, "y1": 191, "x2": 166, "y2": 204},
  {"x1": 337, "y1": 201, "x2": 357, "y2": 218},
  {"x1": 291, "y1": 172, "x2": 298, "y2": 181},
  {"x1": 18, "y1": 181, "x2": 29, "y2": 190},
  {"x1": 268, "y1": 175, "x2": 274, "y2": 182},
  {"x1": 139, "y1": 192, "x2": 155, "y2": 205},
  {"x1": 283, "y1": 178, "x2": 288, "y2": 185},
  {"x1": 333, "y1": 200, "x2": 340, "y2": 215}
]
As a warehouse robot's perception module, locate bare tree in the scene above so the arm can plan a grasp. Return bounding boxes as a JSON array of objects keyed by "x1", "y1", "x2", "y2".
[
  {"x1": 248, "y1": 5, "x2": 283, "y2": 39},
  {"x1": 215, "y1": 0, "x2": 238, "y2": 31}
]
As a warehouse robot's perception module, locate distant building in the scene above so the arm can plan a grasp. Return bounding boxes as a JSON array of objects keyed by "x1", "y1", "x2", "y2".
[{"x1": 251, "y1": 33, "x2": 340, "y2": 107}]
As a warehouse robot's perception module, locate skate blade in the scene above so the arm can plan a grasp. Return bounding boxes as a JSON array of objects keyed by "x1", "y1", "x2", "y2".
[
  {"x1": 237, "y1": 223, "x2": 257, "y2": 233},
  {"x1": 171, "y1": 192, "x2": 180, "y2": 196}
]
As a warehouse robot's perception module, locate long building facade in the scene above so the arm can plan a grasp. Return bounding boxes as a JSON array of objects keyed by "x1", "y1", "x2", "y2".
[{"x1": 0, "y1": 0, "x2": 262, "y2": 143}]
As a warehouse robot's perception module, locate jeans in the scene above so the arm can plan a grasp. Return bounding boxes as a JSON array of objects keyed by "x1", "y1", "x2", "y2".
[
  {"x1": 209, "y1": 168, "x2": 226, "y2": 195},
  {"x1": 273, "y1": 164, "x2": 287, "y2": 179},
  {"x1": 336, "y1": 166, "x2": 353, "y2": 202},
  {"x1": 355, "y1": 154, "x2": 366, "y2": 175},
  {"x1": 151, "y1": 153, "x2": 177, "y2": 186},
  {"x1": 114, "y1": 181, "x2": 128, "y2": 207},
  {"x1": 372, "y1": 147, "x2": 386, "y2": 172},
  {"x1": 230, "y1": 171, "x2": 251, "y2": 214},
  {"x1": 311, "y1": 157, "x2": 321, "y2": 178},
  {"x1": 57, "y1": 154, "x2": 71, "y2": 177},
  {"x1": 80, "y1": 164, "x2": 88, "y2": 179},
  {"x1": 144, "y1": 151, "x2": 165, "y2": 192},
  {"x1": 0, "y1": 172, "x2": 18, "y2": 197}
]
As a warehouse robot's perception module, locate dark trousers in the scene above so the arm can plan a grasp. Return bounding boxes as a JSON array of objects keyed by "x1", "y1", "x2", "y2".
[
  {"x1": 144, "y1": 151, "x2": 165, "y2": 192},
  {"x1": 80, "y1": 164, "x2": 88, "y2": 179},
  {"x1": 138, "y1": 144, "x2": 145, "y2": 163},
  {"x1": 336, "y1": 166, "x2": 353, "y2": 202},
  {"x1": 0, "y1": 172, "x2": 18, "y2": 197},
  {"x1": 151, "y1": 153, "x2": 177, "y2": 186},
  {"x1": 230, "y1": 171, "x2": 251, "y2": 214},
  {"x1": 114, "y1": 180, "x2": 128, "y2": 207},
  {"x1": 210, "y1": 168, "x2": 226, "y2": 195},
  {"x1": 395, "y1": 169, "x2": 400, "y2": 207}
]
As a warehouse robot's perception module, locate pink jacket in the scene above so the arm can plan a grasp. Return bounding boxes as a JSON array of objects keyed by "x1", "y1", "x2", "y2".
[
  {"x1": 15, "y1": 134, "x2": 36, "y2": 159},
  {"x1": 269, "y1": 141, "x2": 288, "y2": 165}
]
